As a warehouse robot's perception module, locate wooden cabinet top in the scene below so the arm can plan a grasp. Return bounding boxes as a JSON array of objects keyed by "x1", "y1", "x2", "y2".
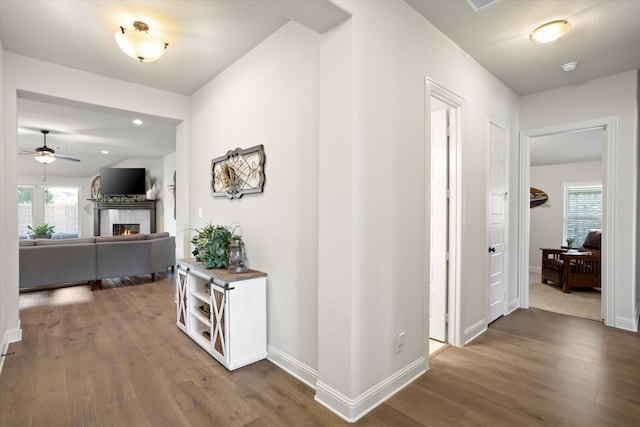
[{"x1": 177, "y1": 258, "x2": 267, "y2": 282}]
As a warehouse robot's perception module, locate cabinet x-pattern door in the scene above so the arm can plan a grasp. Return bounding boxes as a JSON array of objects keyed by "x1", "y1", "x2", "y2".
[
  {"x1": 210, "y1": 283, "x2": 227, "y2": 361},
  {"x1": 176, "y1": 267, "x2": 188, "y2": 330}
]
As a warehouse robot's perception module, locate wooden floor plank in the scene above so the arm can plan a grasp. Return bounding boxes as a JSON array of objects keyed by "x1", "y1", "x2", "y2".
[
  {"x1": 3, "y1": 276, "x2": 640, "y2": 426},
  {"x1": 32, "y1": 357, "x2": 72, "y2": 427}
]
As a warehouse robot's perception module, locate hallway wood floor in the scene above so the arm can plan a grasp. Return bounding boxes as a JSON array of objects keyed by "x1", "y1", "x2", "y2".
[{"x1": 1, "y1": 274, "x2": 639, "y2": 426}]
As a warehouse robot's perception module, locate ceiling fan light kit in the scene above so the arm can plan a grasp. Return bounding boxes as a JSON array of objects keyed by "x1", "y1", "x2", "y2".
[
  {"x1": 115, "y1": 21, "x2": 168, "y2": 62},
  {"x1": 34, "y1": 130, "x2": 55, "y2": 164},
  {"x1": 530, "y1": 20, "x2": 571, "y2": 43},
  {"x1": 21, "y1": 129, "x2": 81, "y2": 164},
  {"x1": 34, "y1": 151, "x2": 55, "y2": 164}
]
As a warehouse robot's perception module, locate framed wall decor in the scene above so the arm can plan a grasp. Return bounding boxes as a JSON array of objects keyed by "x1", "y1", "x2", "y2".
[{"x1": 211, "y1": 145, "x2": 266, "y2": 199}]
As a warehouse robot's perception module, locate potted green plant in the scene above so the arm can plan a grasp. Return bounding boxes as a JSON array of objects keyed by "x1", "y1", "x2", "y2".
[
  {"x1": 199, "y1": 303, "x2": 211, "y2": 317},
  {"x1": 566, "y1": 237, "x2": 575, "y2": 248},
  {"x1": 27, "y1": 223, "x2": 55, "y2": 239},
  {"x1": 190, "y1": 224, "x2": 233, "y2": 269}
]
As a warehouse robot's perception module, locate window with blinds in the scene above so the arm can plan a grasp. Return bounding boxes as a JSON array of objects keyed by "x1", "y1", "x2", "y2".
[
  {"x1": 563, "y1": 183, "x2": 602, "y2": 245},
  {"x1": 44, "y1": 187, "x2": 79, "y2": 236}
]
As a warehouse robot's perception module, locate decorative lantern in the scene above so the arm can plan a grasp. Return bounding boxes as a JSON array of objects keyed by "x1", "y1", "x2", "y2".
[{"x1": 228, "y1": 235, "x2": 248, "y2": 273}]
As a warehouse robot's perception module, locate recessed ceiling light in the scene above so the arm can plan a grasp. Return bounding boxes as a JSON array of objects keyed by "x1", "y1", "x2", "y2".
[
  {"x1": 101, "y1": 150, "x2": 109, "y2": 154},
  {"x1": 562, "y1": 61, "x2": 578, "y2": 72},
  {"x1": 133, "y1": 119, "x2": 143, "y2": 125},
  {"x1": 530, "y1": 20, "x2": 571, "y2": 43}
]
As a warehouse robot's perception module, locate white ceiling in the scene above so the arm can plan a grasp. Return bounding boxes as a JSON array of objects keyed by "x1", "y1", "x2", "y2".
[
  {"x1": 529, "y1": 128, "x2": 603, "y2": 167},
  {"x1": 3, "y1": 1, "x2": 634, "y2": 177},
  {"x1": 407, "y1": 0, "x2": 640, "y2": 96},
  {"x1": 1, "y1": 0, "x2": 291, "y2": 178},
  {"x1": 1, "y1": 1, "x2": 289, "y2": 96},
  {"x1": 17, "y1": 93, "x2": 179, "y2": 178}
]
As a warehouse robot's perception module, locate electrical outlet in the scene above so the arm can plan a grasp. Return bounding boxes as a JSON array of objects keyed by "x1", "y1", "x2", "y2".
[
  {"x1": 198, "y1": 208, "x2": 202, "y2": 219},
  {"x1": 395, "y1": 332, "x2": 405, "y2": 353}
]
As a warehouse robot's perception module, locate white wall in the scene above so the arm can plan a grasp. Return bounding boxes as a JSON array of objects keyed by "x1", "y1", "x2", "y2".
[
  {"x1": 637, "y1": 72, "x2": 640, "y2": 327},
  {"x1": 520, "y1": 70, "x2": 639, "y2": 331},
  {"x1": 0, "y1": 38, "x2": 14, "y2": 370},
  {"x1": 2, "y1": 53, "x2": 189, "y2": 350},
  {"x1": 316, "y1": 1, "x2": 519, "y2": 420},
  {"x1": 189, "y1": 21, "x2": 320, "y2": 382},
  {"x1": 529, "y1": 161, "x2": 602, "y2": 270}
]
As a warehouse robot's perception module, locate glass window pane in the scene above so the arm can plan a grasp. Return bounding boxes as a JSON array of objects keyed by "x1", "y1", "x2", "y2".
[
  {"x1": 18, "y1": 186, "x2": 33, "y2": 237},
  {"x1": 44, "y1": 187, "x2": 79, "y2": 237},
  {"x1": 565, "y1": 185, "x2": 602, "y2": 245}
]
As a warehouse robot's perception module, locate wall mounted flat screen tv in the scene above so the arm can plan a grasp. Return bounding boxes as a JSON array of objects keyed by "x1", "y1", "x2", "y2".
[{"x1": 99, "y1": 167, "x2": 146, "y2": 196}]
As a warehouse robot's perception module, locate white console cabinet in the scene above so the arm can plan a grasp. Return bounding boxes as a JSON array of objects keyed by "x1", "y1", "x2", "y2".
[{"x1": 176, "y1": 259, "x2": 267, "y2": 370}]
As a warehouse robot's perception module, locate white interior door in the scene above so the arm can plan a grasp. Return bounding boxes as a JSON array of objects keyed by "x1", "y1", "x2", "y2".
[
  {"x1": 488, "y1": 122, "x2": 507, "y2": 324},
  {"x1": 429, "y1": 107, "x2": 448, "y2": 342}
]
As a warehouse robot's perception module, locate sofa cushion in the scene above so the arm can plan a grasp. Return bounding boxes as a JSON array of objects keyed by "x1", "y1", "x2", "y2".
[
  {"x1": 35, "y1": 237, "x2": 96, "y2": 245},
  {"x1": 146, "y1": 232, "x2": 170, "y2": 240},
  {"x1": 19, "y1": 240, "x2": 36, "y2": 247},
  {"x1": 20, "y1": 243, "x2": 96, "y2": 289},
  {"x1": 96, "y1": 233, "x2": 147, "y2": 242}
]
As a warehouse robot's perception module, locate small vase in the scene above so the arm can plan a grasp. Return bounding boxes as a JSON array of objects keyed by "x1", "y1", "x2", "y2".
[{"x1": 146, "y1": 186, "x2": 156, "y2": 200}]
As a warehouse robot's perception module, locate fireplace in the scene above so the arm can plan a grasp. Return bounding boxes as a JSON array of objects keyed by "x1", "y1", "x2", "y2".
[
  {"x1": 113, "y1": 223, "x2": 140, "y2": 236},
  {"x1": 93, "y1": 200, "x2": 156, "y2": 236}
]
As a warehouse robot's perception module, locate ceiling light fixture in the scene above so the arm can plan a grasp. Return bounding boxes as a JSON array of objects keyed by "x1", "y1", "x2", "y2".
[
  {"x1": 115, "y1": 21, "x2": 168, "y2": 62},
  {"x1": 530, "y1": 20, "x2": 571, "y2": 43},
  {"x1": 133, "y1": 119, "x2": 143, "y2": 125},
  {"x1": 35, "y1": 150, "x2": 55, "y2": 164},
  {"x1": 562, "y1": 61, "x2": 579, "y2": 72},
  {"x1": 34, "y1": 130, "x2": 55, "y2": 164}
]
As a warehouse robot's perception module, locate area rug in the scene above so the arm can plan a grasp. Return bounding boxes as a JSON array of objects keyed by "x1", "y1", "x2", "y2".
[{"x1": 529, "y1": 273, "x2": 602, "y2": 321}]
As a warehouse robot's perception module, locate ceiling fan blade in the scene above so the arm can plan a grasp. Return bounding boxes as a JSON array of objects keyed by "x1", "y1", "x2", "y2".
[
  {"x1": 19, "y1": 150, "x2": 36, "y2": 155},
  {"x1": 55, "y1": 153, "x2": 81, "y2": 162}
]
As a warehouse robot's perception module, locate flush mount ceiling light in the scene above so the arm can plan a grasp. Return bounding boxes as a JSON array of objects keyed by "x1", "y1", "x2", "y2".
[
  {"x1": 530, "y1": 20, "x2": 571, "y2": 43},
  {"x1": 562, "y1": 61, "x2": 579, "y2": 72},
  {"x1": 115, "y1": 21, "x2": 168, "y2": 62}
]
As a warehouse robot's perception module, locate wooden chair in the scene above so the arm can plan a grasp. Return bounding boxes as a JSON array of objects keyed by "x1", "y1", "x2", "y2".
[{"x1": 540, "y1": 230, "x2": 601, "y2": 293}]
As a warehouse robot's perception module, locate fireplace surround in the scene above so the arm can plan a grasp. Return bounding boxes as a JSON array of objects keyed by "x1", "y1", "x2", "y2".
[{"x1": 93, "y1": 199, "x2": 156, "y2": 236}]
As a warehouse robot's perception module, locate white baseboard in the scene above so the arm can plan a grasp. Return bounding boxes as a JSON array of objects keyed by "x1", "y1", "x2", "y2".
[
  {"x1": 505, "y1": 297, "x2": 520, "y2": 315},
  {"x1": 616, "y1": 315, "x2": 639, "y2": 332},
  {"x1": 314, "y1": 357, "x2": 426, "y2": 423},
  {"x1": 529, "y1": 266, "x2": 541, "y2": 274},
  {"x1": 267, "y1": 345, "x2": 318, "y2": 390},
  {"x1": 0, "y1": 325, "x2": 22, "y2": 376},
  {"x1": 464, "y1": 318, "x2": 487, "y2": 345}
]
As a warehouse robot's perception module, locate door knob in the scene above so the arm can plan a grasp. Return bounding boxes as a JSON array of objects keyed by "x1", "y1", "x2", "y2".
[{"x1": 488, "y1": 247, "x2": 496, "y2": 253}]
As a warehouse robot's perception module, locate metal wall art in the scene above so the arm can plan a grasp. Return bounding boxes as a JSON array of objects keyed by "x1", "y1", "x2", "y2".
[{"x1": 211, "y1": 145, "x2": 266, "y2": 199}]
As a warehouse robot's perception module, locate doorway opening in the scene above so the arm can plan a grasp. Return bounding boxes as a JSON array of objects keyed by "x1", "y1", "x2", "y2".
[
  {"x1": 518, "y1": 117, "x2": 616, "y2": 326},
  {"x1": 426, "y1": 78, "x2": 463, "y2": 352},
  {"x1": 528, "y1": 128, "x2": 604, "y2": 321}
]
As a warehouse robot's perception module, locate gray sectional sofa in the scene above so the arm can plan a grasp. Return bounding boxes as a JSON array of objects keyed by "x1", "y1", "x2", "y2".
[{"x1": 19, "y1": 232, "x2": 175, "y2": 291}]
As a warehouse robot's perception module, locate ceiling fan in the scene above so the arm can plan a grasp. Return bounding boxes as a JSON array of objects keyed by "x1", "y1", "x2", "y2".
[{"x1": 19, "y1": 129, "x2": 81, "y2": 164}]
